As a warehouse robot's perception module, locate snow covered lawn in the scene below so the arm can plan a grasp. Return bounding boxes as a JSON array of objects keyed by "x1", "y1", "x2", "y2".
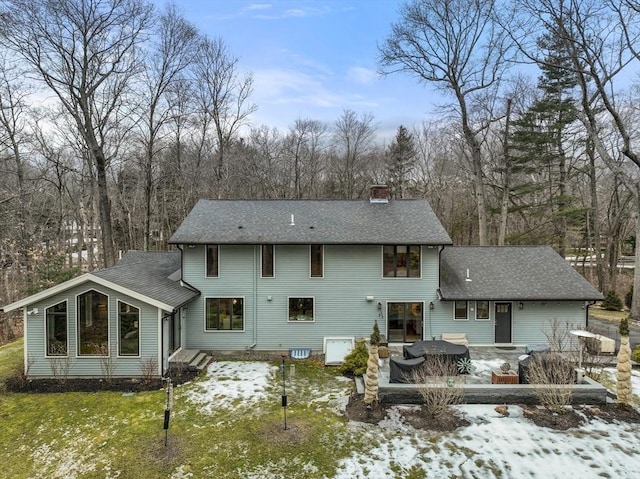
[{"x1": 178, "y1": 359, "x2": 640, "y2": 479}]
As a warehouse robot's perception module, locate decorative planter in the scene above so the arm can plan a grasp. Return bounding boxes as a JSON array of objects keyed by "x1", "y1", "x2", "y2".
[
  {"x1": 378, "y1": 346, "x2": 389, "y2": 359},
  {"x1": 492, "y1": 371, "x2": 519, "y2": 384}
]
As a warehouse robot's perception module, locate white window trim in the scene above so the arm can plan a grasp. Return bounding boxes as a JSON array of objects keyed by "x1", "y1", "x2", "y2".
[
  {"x1": 203, "y1": 296, "x2": 246, "y2": 332},
  {"x1": 287, "y1": 296, "x2": 316, "y2": 323},
  {"x1": 116, "y1": 300, "x2": 141, "y2": 358},
  {"x1": 205, "y1": 244, "x2": 219, "y2": 278},
  {"x1": 381, "y1": 245, "x2": 423, "y2": 279},
  {"x1": 44, "y1": 299, "x2": 69, "y2": 358},
  {"x1": 75, "y1": 288, "x2": 111, "y2": 358},
  {"x1": 260, "y1": 244, "x2": 275, "y2": 279},
  {"x1": 453, "y1": 300, "x2": 469, "y2": 321},
  {"x1": 475, "y1": 300, "x2": 491, "y2": 321},
  {"x1": 309, "y1": 244, "x2": 324, "y2": 278}
]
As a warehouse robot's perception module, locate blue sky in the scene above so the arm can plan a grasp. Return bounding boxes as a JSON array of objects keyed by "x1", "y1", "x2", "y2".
[{"x1": 171, "y1": 0, "x2": 444, "y2": 141}]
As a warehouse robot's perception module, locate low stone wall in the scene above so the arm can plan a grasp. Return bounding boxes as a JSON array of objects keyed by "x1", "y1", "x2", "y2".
[{"x1": 379, "y1": 376, "x2": 608, "y2": 405}]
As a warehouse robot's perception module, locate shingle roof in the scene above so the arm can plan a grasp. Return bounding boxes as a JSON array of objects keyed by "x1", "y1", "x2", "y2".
[
  {"x1": 92, "y1": 251, "x2": 199, "y2": 309},
  {"x1": 168, "y1": 199, "x2": 452, "y2": 245},
  {"x1": 439, "y1": 246, "x2": 603, "y2": 301}
]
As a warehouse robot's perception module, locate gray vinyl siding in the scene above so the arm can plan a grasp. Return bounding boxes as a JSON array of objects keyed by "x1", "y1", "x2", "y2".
[
  {"x1": 24, "y1": 281, "x2": 162, "y2": 378},
  {"x1": 181, "y1": 244, "x2": 441, "y2": 351},
  {"x1": 430, "y1": 300, "x2": 587, "y2": 345}
]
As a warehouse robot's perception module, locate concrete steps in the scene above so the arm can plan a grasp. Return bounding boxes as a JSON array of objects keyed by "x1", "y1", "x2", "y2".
[{"x1": 169, "y1": 349, "x2": 212, "y2": 372}]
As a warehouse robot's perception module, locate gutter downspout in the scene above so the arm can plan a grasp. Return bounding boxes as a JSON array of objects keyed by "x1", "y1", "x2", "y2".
[
  {"x1": 246, "y1": 245, "x2": 258, "y2": 350},
  {"x1": 176, "y1": 244, "x2": 200, "y2": 294},
  {"x1": 162, "y1": 245, "x2": 202, "y2": 375},
  {"x1": 585, "y1": 300, "x2": 596, "y2": 328}
]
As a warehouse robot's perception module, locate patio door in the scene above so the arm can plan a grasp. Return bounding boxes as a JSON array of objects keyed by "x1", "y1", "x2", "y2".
[
  {"x1": 495, "y1": 302, "x2": 512, "y2": 343},
  {"x1": 168, "y1": 312, "x2": 181, "y2": 354},
  {"x1": 387, "y1": 302, "x2": 423, "y2": 343}
]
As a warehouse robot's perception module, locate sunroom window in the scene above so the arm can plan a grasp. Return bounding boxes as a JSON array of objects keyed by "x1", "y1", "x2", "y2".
[
  {"x1": 46, "y1": 301, "x2": 67, "y2": 356},
  {"x1": 77, "y1": 290, "x2": 109, "y2": 356},
  {"x1": 118, "y1": 301, "x2": 140, "y2": 356}
]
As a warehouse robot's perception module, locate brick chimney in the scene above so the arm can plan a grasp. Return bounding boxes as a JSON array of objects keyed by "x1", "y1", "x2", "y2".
[{"x1": 369, "y1": 184, "x2": 389, "y2": 203}]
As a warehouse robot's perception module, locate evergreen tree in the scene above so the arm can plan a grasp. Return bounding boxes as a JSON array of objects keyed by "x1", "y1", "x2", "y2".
[
  {"x1": 507, "y1": 32, "x2": 581, "y2": 256},
  {"x1": 387, "y1": 125, "x2": 417, "y2": 199}
]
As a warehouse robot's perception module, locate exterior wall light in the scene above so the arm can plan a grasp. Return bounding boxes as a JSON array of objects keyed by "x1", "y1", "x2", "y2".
[{"x1": 518, "y1": 302, "x2": 524, "y2": 310}]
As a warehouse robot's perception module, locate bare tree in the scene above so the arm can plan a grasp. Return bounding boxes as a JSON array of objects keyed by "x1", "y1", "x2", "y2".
[
  {"x1": 379, "y1": 0, "x2": 516, "y2": 244},
  {"x1": 192, "y1": 36, "x2": 257, "y2": 198},
  {"x1": 136, "y1": 4, "x2": 198, "y2": 250},
  {"x1": 1, "y1": 0, "x2": 154, "y2": 267},
  {"x1": 331, "y1": 109, "x2": 376, "y2": 199},
  {"x1": 0, "y1": 53, "x2": 33, "y2": 249},
  {"x1": 282, "y1": 118, "x2": 329, "y2": 199}
]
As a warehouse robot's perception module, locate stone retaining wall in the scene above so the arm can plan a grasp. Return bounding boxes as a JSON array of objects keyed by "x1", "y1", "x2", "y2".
[{"x1": 379, "y1": 376, "x2": 608, "y2": 405}]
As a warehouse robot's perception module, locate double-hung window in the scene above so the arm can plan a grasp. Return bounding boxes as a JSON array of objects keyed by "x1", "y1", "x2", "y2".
[
  {"x1": 206, "y1": 298, "x2": 244, "y2": 331},
  {"x1": 476, "y1": 300, "x2": 490, "y2": 321},
  {"x1": 383, "y1": 245, "x2": 421, "y2": 277},
  {"x1": 206, "y1": 245, "x2": 219, "y2": 277},
  {"x1": 288, "y1": 297, "x2": 314, "y2": 322},
  {"x1": 261, "y1": 244, "x2": 274, "y2": 277},
  {"x1": 310, "y1": 245, "x2": 323, "y2": 278},
  {"x1": 454, "y1": 300, "x2": 468, "y2": 320}
]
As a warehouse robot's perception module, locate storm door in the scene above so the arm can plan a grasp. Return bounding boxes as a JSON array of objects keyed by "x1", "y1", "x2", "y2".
[
  {"x1": 387, "y1": 302, "x2": 423, "y2": 343},
  {"x1": 494, "y1": 302, "x2": 512, "y2": 343}
]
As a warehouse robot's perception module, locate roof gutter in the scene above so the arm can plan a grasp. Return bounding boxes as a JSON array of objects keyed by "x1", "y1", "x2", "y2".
[{"x1": 176, "y1": 245, "x2": 201, "y2": 294}]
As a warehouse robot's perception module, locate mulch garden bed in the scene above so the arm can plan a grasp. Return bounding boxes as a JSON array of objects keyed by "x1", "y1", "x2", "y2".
[
  {"x1": 344, "y1": 393, "x2": 640, "y2": 431},
  {"x1": 5, "y1": 369, "x2": 199, "y2": 393}
]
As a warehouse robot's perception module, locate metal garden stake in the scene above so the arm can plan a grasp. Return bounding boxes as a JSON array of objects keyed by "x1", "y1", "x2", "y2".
[
  {"x1": 163, "y1": 377, "x2": 173, "y2": 446},
  {"x1": 280, "y1": 354, "x2": 288, "y2": 430}
]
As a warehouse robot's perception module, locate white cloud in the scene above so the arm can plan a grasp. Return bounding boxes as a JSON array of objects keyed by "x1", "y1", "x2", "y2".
[
  {"x1": 346, "y1": 66, "x2": 378, "y2": 85},
  {"x1": 245, "y1": 3, "x2": 271, "y2": 11}
]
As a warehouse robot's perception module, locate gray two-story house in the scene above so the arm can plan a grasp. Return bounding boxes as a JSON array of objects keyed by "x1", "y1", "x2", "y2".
[{"x1": 2, "y1": 186, "x2": 603, "y2": 378}]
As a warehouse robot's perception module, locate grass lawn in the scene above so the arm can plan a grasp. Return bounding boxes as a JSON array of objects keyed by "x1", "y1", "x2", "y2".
[
  {"x1": 588, "y1": 307, "x2": 628, "y2": 322},
  {"x1": 2, "y1": 339, "x2": 639, "y2": 478},
  {"x1": 0, "y1": 340, "x2": 358, "y2": 479}
]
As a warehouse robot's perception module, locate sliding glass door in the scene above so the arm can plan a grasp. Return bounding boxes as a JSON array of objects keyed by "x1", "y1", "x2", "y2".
[{"x1": 387, "y1": 302, "x2": 423, "y2": 343}]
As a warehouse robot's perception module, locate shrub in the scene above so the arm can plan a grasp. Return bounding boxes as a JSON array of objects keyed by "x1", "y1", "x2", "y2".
[
  {"x1": 602, "y1": 290, "x2": 623, "y2": 311},
  {"x1": 339, "y1": 339, "x2": 369, "y2": 377},
  {"x1": 625, "y1": 286, "x2": 633, "y2": 309},
  {"x1": 527, "y1": 353, "x2": 574, "y2": 412},
  {"x1": 408, "y1": 354, "x2": 464, "y2": 418},
  {"x1": 620, "y1": 316, "x2": 630, "y2": 336},
  {"x1": 633, "y1": 344, "x2": 640, "y2": 363}
]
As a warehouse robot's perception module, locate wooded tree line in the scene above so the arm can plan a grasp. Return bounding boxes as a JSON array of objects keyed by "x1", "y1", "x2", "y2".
[{"x1": 0, "y1": 0, "x2": 639, "y2": 318}]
